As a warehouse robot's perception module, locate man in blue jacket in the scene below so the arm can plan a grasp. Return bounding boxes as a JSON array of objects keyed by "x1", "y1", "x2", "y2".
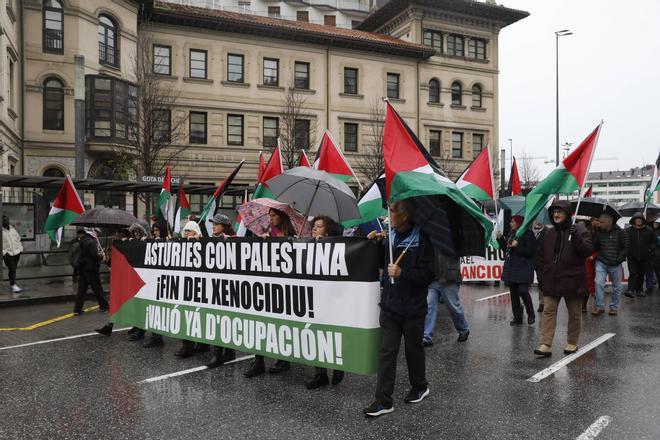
[{"x1": 363, "y1": 199, "x2": 435, "y2": 417}]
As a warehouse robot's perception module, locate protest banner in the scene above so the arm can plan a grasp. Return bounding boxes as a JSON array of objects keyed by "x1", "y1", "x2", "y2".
[{"x1": 110, "y1": 237, "x2": 382, "y2": 374}]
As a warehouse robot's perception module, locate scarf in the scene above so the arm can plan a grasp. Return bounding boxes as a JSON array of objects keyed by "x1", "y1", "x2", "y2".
[{"x1": 552, "y1": 220, "x2": 570, "y2": 263}]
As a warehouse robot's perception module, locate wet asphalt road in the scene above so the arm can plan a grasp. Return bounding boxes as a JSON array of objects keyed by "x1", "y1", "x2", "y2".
[{"x1": 1, "y1": 284, "x2": 659, "y2": 440}]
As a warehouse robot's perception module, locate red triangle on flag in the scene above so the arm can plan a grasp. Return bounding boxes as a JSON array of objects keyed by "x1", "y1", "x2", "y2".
[
  {"x1": 459, "y1": 147, "x2": 494, "y2": 199},
  {"x1": 178, "y1": 184, "x2": 190, "y2": 210},
  {"x1": 162, "y1": 166, "x2": 171, "y2": 193},
  {"x1": 109, "y1": 247, "x2": 145, "y2": 315},
  {"x1": 53, "y1": 175, "x2": 85, "y2": 214},
  {"x1": 257, "y1": 152, "x2": 266, "y2": 182},
  {"x1": 563, "y1": 124, "x2": 602, "y2": 188},
  {"x1": 510, "y1": 157, "x2": 522, "y2": 196},
  {"x1": 298, "y1": 150, "x2": 311, "y2": 167},
  {"x1": 259, "y1": 145, "x2": 284, "y2": 185},
  {"x1": 314, "y1": 131, "x2": 353, "y2": 177},
  {"x1": 584, "y1": 185, "x2": 593, "y2": 198}
]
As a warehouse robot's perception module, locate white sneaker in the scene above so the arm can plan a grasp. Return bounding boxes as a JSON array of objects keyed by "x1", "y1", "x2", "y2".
[{"x1": 11, "y1": 284, "x2": 22, "y2": 293}]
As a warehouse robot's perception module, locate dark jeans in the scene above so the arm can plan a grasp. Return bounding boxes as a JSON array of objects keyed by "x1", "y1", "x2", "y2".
[
  {"x1": 627, "y1": 258, "x2": 649, "y2": 293},
  {"x1": 74, "y1": 270, "x2": 108, "y2": 313},
  {"x1": 3, "y1": 253, "x2": 20, "y2": 285},
  {"x1": 509, "y1": 282, "x2": 535, "y2": 321},
  {"x1": 375, "y1": 310, "x2": 427, "y2": 407}
]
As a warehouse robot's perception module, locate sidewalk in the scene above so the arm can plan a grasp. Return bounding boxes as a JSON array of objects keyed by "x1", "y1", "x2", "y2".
[{"x1": 0, "y1": 265, "x2": 109, "y2": 307}]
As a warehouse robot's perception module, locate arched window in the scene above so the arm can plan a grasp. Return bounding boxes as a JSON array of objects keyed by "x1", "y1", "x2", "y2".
[
  {"x1": 428, "y1": 79, "x2": 440, "y2": 103},
  {"x1": 451, "y1": 81, "x2": 462, "y2": 106},
  {"x1": 43, "y1": 78, "x2": 64, "y2": 130},
  {"x1": 98, "y1": 14, "x2": 119, "y2": 67},
  {"x1": 43, "y1": 0, "x2": 63, "y2": 53},
  {"x1": 472, "y1": 84, "x2": 482, "y2": 108}
]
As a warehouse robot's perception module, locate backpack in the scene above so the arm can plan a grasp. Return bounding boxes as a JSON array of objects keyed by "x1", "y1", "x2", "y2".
[{"x1": 69, "y1": 240, "x2": 81, "y2": 269}]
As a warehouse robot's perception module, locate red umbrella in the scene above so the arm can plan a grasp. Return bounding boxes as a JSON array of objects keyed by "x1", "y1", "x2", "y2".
[{"x1": 237, "y1": 198, "x2": 311, "y2": 237}]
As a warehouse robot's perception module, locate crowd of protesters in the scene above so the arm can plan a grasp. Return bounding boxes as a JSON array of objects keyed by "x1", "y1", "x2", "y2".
[{"x1": 45, "y1": 196, "x2": 660, "y2": 418}]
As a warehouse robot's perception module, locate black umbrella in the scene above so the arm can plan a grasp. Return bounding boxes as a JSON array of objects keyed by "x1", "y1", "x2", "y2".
[
  {"x1": 618, "y1": 201, "x2": 660, "y2": 218},
  {"x1": 569, "y1": 197, "x2": 621, "y2": 221},
  {"x1": 71, "y1": 207, "x2": 138, "y2": 228}
]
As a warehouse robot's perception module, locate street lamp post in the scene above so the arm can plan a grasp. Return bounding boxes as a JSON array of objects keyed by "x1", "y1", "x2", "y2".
[{"x1": 555, "y1": 29, "x2": 573, "y2": 166}]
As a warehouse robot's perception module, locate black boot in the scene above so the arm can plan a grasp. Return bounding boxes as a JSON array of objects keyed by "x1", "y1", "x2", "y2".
[
  {"x1": 143, "y1": 334, "x2": 163, "y2": 348},
  {"x1": 269, "y1": 360, "x2": 290, "y2": 374},
  {"x1": 175, "y1": 340, "x2": 195, "y2": 358},
  {"x1": 306, "y1": 373, "x2": 329, "y2": 390},
  {"x1": 244, "y1": 357, "x2": 265, "y2": 378},
  {"x1": 128, "y1": 329, "x2": 145, "y2": 341},
  {"x1": 331, "y1": 370, "x2": 345, "y2": 385},
  {"x1": 222, "y1": 348, "x2": 236, "y2": 363},
  {"x1": 207, "y1": 347, "x2": 226, "y2": 369},
  {"x1": 95, "y1": 324, "x2": 113, "y2": 337}
]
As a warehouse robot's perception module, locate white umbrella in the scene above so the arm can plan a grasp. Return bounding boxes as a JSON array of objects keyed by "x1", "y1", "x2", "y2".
[{"x1": 266, "y1": 167, "x2": 359, "y2": 230}]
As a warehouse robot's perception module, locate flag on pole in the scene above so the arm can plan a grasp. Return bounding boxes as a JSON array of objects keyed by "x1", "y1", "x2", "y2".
[
  {"x1": 313, "y1": 130, "x2": 362, "y2": 189},
  {"x1": 516, "y1": 123, "x2": 603, "y2": 237},
  {"x1": 252, "y1": 141, "x2": 284, "y2": 200},
  {"x1": 645, "y1": 155, "x2": 660, "y2": 205},
  {"x1": 342, "y1": 175, "x2": 387, "y2": 227},
  {"x1": 157, "y1": 166, "x2": 174, "y2": 230},
  {"x1": 381, "y1": 101, "x2": 493, "y2": 251},
  {"x1": 298, "y1": 150, "x2": 311, "y2": 167},
  {"x1": 257, "y1": 151, "x2": 266, "y2": 182},
  {"x1": 198, "y1": 160, "x2": 245, "y2": 236},
  {"x1": 174, "y1": 184, "x2": 191, "y2": 235},
  {"x1": 584, "y1": 185, "x2": 593, "y2": 198},
  {"x1": 456, "y1": 146, "x2": 496, "y2": 201},
  {"x1": 235, "y1": 189, "x2": 249, "y2": 236},
  {"x1": 44, "y1": 175, "x2": 85, "y2": 247},
  {"x1": 508, "y1": 157, "x2": 522, "y2": 196}
]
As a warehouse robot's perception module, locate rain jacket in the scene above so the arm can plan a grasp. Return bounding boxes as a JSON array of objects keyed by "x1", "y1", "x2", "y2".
[
  {"x1": 2, "y1": 226, "x2": 23, "y2": 256},
  {"x1": 497, "y1": 228, "x2": 536, "y2": 284},
  {"x1": 593, "y1": 225, "x2": 629, "y2": 267},
  {"x1": 626, "y1": 214, "x2": 655, "y2": 261}
]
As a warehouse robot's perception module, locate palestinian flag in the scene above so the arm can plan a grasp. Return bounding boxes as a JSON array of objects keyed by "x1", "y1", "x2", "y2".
[
  {"x1": 516, "y1": 123, "x2": 603, "y2": 237},
  {"x1": 456, "y1": 146, "x2": 495, "y2": 202},
  {"x1": 342, "y1": 175, "x2": 387, "y2": 228},
  {"x1": 44, "y1": 175, "x2": 85, "y2": 247},
  {"x1": 508, "y1": 157, "x2": 522, "y2": 196},
  {"x1": 198, "y1": 160, "x2": 245, "y2": 236},
  {"x1": 235, "y1": 189, "x2": 249, "y2": 237},
  {"x1": 645, "y1": 155, "x2": 660, "y2": 205},
  {"x1": 382, "y1": 101, "x2": 493, "y2": 254},
  {"x1": 157, "y1": 166, "x2": 174, "y2": 230},
  {"x1": 252, "y1": 142, "x2": 283, "y2": 200},
  {"x1": 584, "y1": 185, "x2": 593, "y2": 198},
  {"x1": 174, "y1": 184, "x2": 191, "y2": 235},
  {"x1": 257, "y1": 151, "x2": 266, "y2": 182},
  {"x1": 298, "y1": 150, "x2": 311, "y2": 167},
  {"x1": 313, "y1": 130, "x2": 361, "y2": 188}
]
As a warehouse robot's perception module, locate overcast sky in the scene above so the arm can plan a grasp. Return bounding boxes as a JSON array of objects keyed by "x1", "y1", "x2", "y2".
[{"x1": 498, "y1": 0, "x2": 660, "y2": 176}]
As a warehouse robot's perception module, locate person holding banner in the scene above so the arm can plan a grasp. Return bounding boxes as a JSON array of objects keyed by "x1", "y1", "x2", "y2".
[
  {"x1": 305, "y1": 215, "x2": 345, "y2": 389},
  {"x1": 244, "y1": 208, "x2": 296, "y2": 377},
  {"x1": 206, "y1": 214, "x2": 237, "y2": 369},
  {"x1": 534, "y1": 201, "x2": 593, "y2": 357},
  {"x1": 73, "y1": 228, "x2": 109, "y2": 316},
  {"x1": 127, "y1": 223, "x2": 151, "y2": 342},
  {"x1": 497, "y1": 215, "x2": 536, "y2": 326},
  {"x1": 363, "y1": 199, "x2": 434, "y2": 417}
]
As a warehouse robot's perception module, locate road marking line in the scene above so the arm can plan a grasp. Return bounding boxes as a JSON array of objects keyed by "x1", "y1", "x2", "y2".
[
  {"x1": 475, "y1": 291, "x2": 510, "y2": 302},
  {"x1": 576, "y1": 416, "x2": 612, "y2": 440},
  {"x1": 0, "y1": 305, "x2": 100, "y2": 331},
  {"x1": 0, "y1": 327, "x2": 130, "y2": 350},
  {"x1": 528, "y1": 333, "x2": 616, "y2": 383},
  {"x1": 137, "y1": 355, "x2": 254, "y2": 384}
]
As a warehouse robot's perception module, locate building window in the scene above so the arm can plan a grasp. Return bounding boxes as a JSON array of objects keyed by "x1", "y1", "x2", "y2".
[
  {"x1": 428, "y1": 79, "x2": 440, "y2": 103},
  {"x1": 351, "y1": 20, "x2": 361, "y2": 29},
  {"x1": 85, "y1": 75, "x2": 137, "y2": 142},
  {"x1": 227, "y1": 114, "x2": 244, "y2": 146},
  {"x1": 344, "y1": 123, "x2": 358, "y2": 152},
  {"x1": 324, "y1": 15, "x2": 336, "y2": 26},
  {"x1": 227, "y1": 54, "x2": 244, "y2": 83},
  {"x1": 472, "y1": 133, "x2": 484, "y2": 159},
  {"x1": 451, "y1": 82, "x2": 462, "y2": 106},
  {"x1": 153, "y1": 45, "x2": 171, "y2": 75},
  {"x1": 8, "y1": 60, "x2": 15, "y2": 109},
  {"x1": 468, "y1": 39, "x2": 486, "y2": 60},
  {"x1": 189, "y1": 112, "x2": 207, "y2": 144},
  {"x1": 268, "y1": 6, "x2": 280, "y2": 18},
  {"x1": 423, "y1": 29, "x2": 442, "y2": 50},
  {"x1": 344, "y1": 68, "x2": 358, "y2": 95},
  {"x1": 447, "y1": 34, "x2": 464, "y2": 57},
  {"x1": 263, "y1": 58, "x2": 279, "y2": 86},
  {"x1": 472, "y1": 84, "x2": 482, "y2": 108},
  {"x1": 238, "y1": 1, "x2": 251, "y2": 12},
  {"x1": 189, "y1": 49, "x2": 207, "y2": 79},
  {"x1": 295, "y1": 119, "x2": 310, "y2": 150},
  {"x1": 152, "y1": 109, "x2": 171, "y2": 143},
  {"x1": 452, "y1": 132, "x2": 463, "y2": 158},
  {"x1": 43, "y1": 78, "x2": 64, "y2": 130},
  {"x1": 429, "y1": 130, "x2": 441, "y2": 156},
  {"x1": 43, "y1": 0, "x2": 64, "y2": 53},
  {"x1": 263, "y1": 117, "x2": 279, "y2": 148},
  {"x1": 294, "y1": 62, "x2": 310, "y2": 89},
  {"x1": 387, "y1": 73, "x2": 400, "y2": 99},
  {"x1": 297, "y1": 10, "x2": 309, "y2": 22},
  {"x1": 98, "y1": 15, "x2": 119, "y2": 67}
]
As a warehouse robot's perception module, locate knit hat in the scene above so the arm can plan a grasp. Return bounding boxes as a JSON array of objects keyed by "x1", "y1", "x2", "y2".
[
  {"x1": 209, "y1": 213, "x2": 231, "y2": 226},
  {"x1": 511, "y1": 215, "x2": 524, "y2": 226},
  {"x1": 182, "y1": 220, "x2": 202, "y2": 236}
]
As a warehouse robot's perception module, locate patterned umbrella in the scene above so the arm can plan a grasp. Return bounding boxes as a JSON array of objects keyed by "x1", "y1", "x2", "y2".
[
  {"x1": 236, "y1": 198, "x2": 311, "y2": 237},
  {"x1": 71, "y1": 207, "x2": 138, "y2": 228}
]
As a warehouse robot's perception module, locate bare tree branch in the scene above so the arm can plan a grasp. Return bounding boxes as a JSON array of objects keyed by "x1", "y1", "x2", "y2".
[
  {"x1": 518, "y1": 150, "x2": 540, "y2": 195},
  {"x1": 354, "y1": 98, "x2": 385, "y2": 183},
  {"x1": 277, "y1": 85, "x2": 315, "y2": 168}
]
